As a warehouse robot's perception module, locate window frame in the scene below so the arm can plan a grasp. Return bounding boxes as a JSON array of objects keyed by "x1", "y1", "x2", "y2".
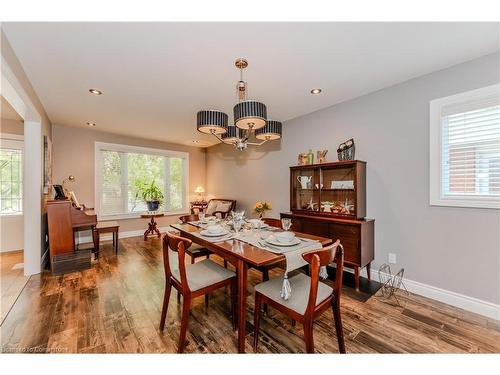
[
  {"x1": 0, "y1": 133, "x2": 24, "y2": 216},
  {"x1": 429, "y1": 83, "x2": 500, "y2": 209},
  {"x1": 94, "y1": 141, "x2": 189, "y2": 220}
]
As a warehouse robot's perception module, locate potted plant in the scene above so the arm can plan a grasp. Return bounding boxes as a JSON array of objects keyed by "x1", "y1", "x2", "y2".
[{"x1": 136, "y1": 180, "x2": 164, "y2": 212}]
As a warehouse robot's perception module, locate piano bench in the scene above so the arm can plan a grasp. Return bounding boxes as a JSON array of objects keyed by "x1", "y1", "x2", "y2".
[{"x1": 94, "y1": 221, "x2": 120, "y2": 257}]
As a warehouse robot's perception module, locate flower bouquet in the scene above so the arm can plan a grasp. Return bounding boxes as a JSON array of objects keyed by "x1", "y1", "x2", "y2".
[{"x1": 253, "y1": 201, "x2": 272, "y2": 218}]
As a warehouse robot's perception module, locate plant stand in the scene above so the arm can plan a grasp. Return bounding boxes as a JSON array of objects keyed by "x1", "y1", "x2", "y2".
[{"x1": 141, "y1": 213, "x2": 165, "y2": 240}]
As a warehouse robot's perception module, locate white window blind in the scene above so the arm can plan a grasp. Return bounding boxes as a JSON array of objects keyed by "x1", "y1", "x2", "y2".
[
  {"x1": 430, "y1": 84, "x2": 500, "y2": 209},
  {"x1": 95, "y1": 142, "x2": 189, "y2": 219}
]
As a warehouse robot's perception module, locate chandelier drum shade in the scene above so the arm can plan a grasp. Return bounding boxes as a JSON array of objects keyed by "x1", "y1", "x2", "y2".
[
  {"x1": 195, "y1": 58, "x2": 282, "y2": 151},
  {"x1": 233, "y1": 100, "x2": 267, "y2": 130},
  {"x1": 255, "y1": 120, "x2": 282, "y2": 140},
  {"x1": 196, "y1": 110, "x2": 228, "y2": 134},
  {"x1": 222, "y1": 126, "x2": 244, "y2": 142}
]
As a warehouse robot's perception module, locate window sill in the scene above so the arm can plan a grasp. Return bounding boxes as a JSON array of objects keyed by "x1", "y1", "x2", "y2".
[
  {"x1": 97, "y1": 211, "x2": 189, "y2": 221},
  {"x1": 0, "y1": 213, "x2": 23, "y2": 217},
  {"x1": 430, "y1": 196, "x2": 500, "y2": 209}
]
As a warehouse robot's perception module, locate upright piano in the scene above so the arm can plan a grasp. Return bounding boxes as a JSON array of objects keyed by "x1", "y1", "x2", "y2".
[{"x1": 46, "y1": 199, "x2": 97, "y2": 273}]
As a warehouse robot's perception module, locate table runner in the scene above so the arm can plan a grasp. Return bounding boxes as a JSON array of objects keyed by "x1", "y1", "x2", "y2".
[
  {"x1": 233, "y1": 231, "x2": 325, "y2": 300},
  {"x1": 176, "y1": 224, "x2": 327, "y2": 300}
]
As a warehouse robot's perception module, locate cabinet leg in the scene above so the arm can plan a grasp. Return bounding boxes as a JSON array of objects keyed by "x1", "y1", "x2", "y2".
[
  {"x1": 354, "y1": 266, "x2": 360, "y2": 291},
  {"x1": 366, "y1": 262, "x2": 371, "y2": 281}
]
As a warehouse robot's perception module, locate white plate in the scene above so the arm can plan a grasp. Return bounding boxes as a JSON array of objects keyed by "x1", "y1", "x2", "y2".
[
  {"x1": 201, "y1": 218, "x2": 217, "y2": 224},
  {"x1": 266, "y1": 236, "x2": 301, "y2": 247},
  {"x1": 200, "y1": 229, "x2": 229, "y2": 237}
]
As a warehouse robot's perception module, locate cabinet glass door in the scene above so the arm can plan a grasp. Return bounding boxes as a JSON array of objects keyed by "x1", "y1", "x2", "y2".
[
  {"x1": 292, "y1": 168, "x2": 320, "y2": 211},
  {"x1": 320, "y1": 165, "x2": 356, "y2": 216}
]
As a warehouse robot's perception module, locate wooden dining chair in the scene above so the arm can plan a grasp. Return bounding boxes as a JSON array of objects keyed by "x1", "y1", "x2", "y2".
[
  {"x1": 178, "y1": 214, "x2": 212, "y2": 263},
  {"x1": 253, "y1": 240, "x2": 346, "y2": 353},
  {"x1": 159, "y1": 232, "x2": 238, "y2": 353},
  {"x1": 261, "y1": 217, "x2": 281, "y2": 228}
]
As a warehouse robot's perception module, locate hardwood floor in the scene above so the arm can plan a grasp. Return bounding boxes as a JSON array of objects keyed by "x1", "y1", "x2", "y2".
[
  {"x1": 1, "y1": 236, "x2": 499, "y2": 353},
  {"x1": 0, "y1": 250, "x2": 29, "y2": 325}
]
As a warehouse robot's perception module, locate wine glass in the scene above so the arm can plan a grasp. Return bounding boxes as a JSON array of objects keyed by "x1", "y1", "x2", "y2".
[
  {"x1": 233, "y1": 218, "x2": 242, "y2": 235},
  {"x1": 281, "y1": 218, "x2": 292, "y2": 231}
]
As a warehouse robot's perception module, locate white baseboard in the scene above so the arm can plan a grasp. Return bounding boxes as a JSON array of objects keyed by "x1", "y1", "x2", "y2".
[
  {"x1": 76, "y1": 226, "x2": 173, "y2": 244},
  {"x1": 367, "y1": 268, "x2": 500, "y2": 321}
]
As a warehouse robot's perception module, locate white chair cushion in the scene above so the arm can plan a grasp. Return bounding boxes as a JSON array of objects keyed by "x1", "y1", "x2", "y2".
[
  {"x1": 216, "y1": 201, "x2": 232, "y2": 213},
  {"x1": 172, "y1": 259, "x2": 235, "y2": 291},
  {"x1": 254, "y1": 273, "x2": 333, "y2": 315},
  {"x1": 205, "y1": 201, "x2": 219, "y2": 215}
]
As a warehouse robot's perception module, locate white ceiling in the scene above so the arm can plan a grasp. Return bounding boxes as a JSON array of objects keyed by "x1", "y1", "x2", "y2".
[{"x1": 2, "y1": 22, "x2": 499, "y2": 146}]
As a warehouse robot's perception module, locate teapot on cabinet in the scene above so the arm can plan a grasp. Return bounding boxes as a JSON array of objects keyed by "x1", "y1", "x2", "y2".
[{"x1": 297, "y1": 175, "x2": 312, "y2": 189}]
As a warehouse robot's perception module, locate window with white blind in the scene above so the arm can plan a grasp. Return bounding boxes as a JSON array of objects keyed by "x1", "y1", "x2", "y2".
[
  {"x1": 0, "y1": 135, "x2": 23, "y2": 215},
  {"x1": 95, "y1": 142, "x2": 189, "y2": 219},
  {"x1": 430, "y1": 84, "x2": 500, "y2": 209}
]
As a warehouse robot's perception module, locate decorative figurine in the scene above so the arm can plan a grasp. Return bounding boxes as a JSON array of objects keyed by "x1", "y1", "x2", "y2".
[
  {"x1": 337, "y1": 138, "x2": 355, "y2": 161},
  {"x1": 307, "y1": 149, "x2": 314, "y2": 165},
  {"x1": 317, "y1": 149, "x2": 328, "y2": 163},
  {"x1": 339, "y1": 198, "x2": 354, "y2": 214},
  {"x1": 306, "y1": 197, "x2": 317, "y2": 211},
  {"x1": 321, "y1": 201, "x2": 334, "y2": 212},
  {"x1": 298, "y1": 153, "x2": 309, "y2": 165}
]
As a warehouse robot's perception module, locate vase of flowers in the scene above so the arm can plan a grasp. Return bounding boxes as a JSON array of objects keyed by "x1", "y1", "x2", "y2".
[{"x1": 253, "y1": 201, "x2": 272, "y2": 219}]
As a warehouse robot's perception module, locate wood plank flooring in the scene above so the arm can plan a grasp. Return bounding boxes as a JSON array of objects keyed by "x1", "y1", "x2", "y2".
[
  {"x1": 1, "y1": 236, "x2": 499, "y2": 354},
  {"x1": 0, "y1": 250, "x2": 29, "y2": 325}
]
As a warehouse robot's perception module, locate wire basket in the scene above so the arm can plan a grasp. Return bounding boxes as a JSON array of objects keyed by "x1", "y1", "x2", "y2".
[{"x1": 337, "y1": 138, "x2": 355, "y2": 161}]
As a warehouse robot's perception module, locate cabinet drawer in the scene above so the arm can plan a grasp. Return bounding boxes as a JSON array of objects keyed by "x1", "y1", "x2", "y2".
[
  {"x1": 300, "y1": 219, "x2": 329, "y2": 237},
  {"x1": 329, "y1": 223, "x2": 360, "y2": 264}
]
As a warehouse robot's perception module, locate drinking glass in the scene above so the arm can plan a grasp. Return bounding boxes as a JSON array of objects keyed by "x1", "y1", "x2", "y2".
[
  {"x1": 198, "y1": 212, "x2": 205, "y2": 221},
  {"x1": 281, "y1": 218, "x2": 292, "y2": 231},
  {"x1": 233, "y1": 218, "x2": 242, "y2": 234}
]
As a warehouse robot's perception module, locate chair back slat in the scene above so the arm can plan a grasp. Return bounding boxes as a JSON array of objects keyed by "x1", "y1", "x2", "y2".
[
  {"x1": 302, "y1": 240, "x2": 344, "y2": 317},
  {"x1": 261, "y1": 217, "x2": 281, "y2": 228},
  {"x1": 163, "y1": 232, "x2": 192, "y2": 288}
]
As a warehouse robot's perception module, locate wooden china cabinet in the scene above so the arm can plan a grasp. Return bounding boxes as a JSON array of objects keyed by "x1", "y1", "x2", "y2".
[{"x1": 280, "y1": 160, "x2": 374, "y2": 290}]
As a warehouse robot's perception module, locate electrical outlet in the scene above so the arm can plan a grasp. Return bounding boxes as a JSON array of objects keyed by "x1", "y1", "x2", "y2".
[{"x1": 388, "y1": 253, "x2": 397, "y2": 264}]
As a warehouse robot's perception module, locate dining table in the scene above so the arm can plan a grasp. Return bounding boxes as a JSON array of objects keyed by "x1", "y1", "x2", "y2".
[{"x1": 170, "y1": 222, "x2": 333, "y2": 353}]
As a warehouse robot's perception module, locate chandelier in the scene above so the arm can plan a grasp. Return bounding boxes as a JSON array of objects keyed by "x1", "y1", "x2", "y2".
[{"x1": 196, "y1": 58, "x2": 282, "y2": 151}]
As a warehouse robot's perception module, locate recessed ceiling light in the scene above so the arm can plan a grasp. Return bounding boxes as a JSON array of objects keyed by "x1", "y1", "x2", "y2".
[
  {"x1": 86, "y1": 122, "x2": 96, "y2": 127},
  {"x1": 192, "y1": 140, "x2": 200, "y2": 144},
  {"x1": 89, "y1": 88, "x2": 103, "y2": 95},
  {"x1": 310, "y1": 88, "x2": 322, "y2": 95}
]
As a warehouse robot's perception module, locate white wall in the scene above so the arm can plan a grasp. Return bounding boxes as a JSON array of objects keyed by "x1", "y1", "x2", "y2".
[{"x1": 207, "y1": 52, "x2": 500, "y2": 305}]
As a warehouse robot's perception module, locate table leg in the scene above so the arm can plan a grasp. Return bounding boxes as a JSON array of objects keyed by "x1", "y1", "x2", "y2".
[
  {"x1": 114, "y1": 231, "x2": 118, "y2": 254},
  {"x1": 236, "y1": 259, "x2": 248, "y2": 353},
  {"x1": 92, "y1": 227, "x2": 99, "y2": 259}
]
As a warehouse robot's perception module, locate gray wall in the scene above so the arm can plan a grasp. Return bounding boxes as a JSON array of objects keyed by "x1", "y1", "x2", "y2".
[{"x1": 206, "y1": 52, "x2": 500, "y2": 304}]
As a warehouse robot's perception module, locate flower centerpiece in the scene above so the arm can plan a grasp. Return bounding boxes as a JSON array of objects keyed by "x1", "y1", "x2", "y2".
[{"x1": 253, "y1": 201, "x2": 272, "y2": 219}]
